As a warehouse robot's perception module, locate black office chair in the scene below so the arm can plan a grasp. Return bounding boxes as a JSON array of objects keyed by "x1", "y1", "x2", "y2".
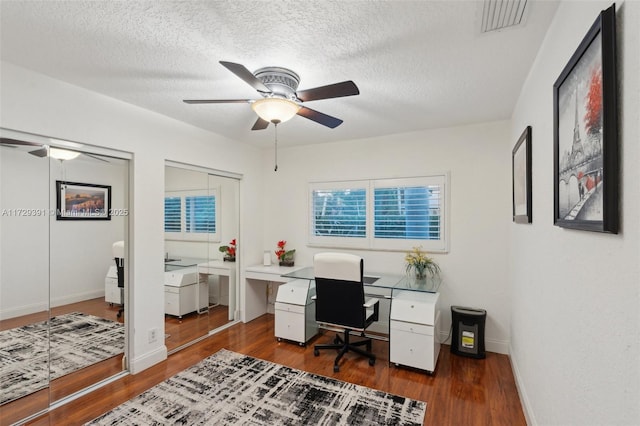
[
  {"x1": 313, "y1": 252, "x2": 379, "y2": 372},
  {"x1": 112, "y1": 241, "x2": 125, "y2": 319}
]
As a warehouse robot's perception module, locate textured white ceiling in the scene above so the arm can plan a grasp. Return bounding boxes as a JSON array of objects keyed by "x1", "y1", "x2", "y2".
[{"x1": 0, "y1": 0, "x2": 559, "y2": 148}]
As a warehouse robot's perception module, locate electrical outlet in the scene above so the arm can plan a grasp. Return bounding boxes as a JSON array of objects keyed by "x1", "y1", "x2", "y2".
[{"x1": 148, "y1": 328, "x2": 158, "y2": 343}]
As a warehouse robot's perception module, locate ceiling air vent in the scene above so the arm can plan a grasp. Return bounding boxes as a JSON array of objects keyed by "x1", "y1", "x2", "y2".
[{"x1": 481, "y1": 0, "x2": 528, "y2": 33}]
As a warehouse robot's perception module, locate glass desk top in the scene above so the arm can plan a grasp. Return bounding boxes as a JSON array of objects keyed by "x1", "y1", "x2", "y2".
[
  {"x1": 164, "y1": 257, "x2": 207, "y2": 272},
  {"x1": 282, "y1": 266, "x2": 441, "y2": 293}
]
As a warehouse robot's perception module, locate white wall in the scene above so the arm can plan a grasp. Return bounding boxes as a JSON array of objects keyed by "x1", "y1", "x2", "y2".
[
  {"x1": 262, "y1": 120, "x2": 512, "y2": 352},
  {"x1": 0, "y1": 148, "x2": 49, "y2": 318},
  {"x1": 509, "y1": 1, "x2": 640, "y2": 425},
  {"x1": 0, "y1": 61, "x2": 264, "y2": 373}
]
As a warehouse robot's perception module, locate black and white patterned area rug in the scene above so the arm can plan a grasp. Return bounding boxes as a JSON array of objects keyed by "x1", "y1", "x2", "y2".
[
  {"x1": 0, "y1": 312, "x2": 124, "y2": 405},
  {"x1": 87, "y1": 349, "x2": 426, "y2": 425}
]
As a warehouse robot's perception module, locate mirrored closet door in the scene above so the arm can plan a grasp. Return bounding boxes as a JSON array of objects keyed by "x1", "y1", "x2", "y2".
[
  {"x1": 164, "y1": 163, "x2": 239, "y2": 354},
  {"x1": 0, "y1": 129, "x2": 130, "y2": 425}
]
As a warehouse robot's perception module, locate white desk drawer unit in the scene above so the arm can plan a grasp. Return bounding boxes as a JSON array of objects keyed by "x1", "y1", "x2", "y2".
[
  {"x1": 164, "y1": 283, "x2": 197, "y2": 318},
  {"x1": 105, "y1": 265, "x2": 122, "y2": 305},
  {"x1": 390, "y1": 291, "x2": 440, "y2": 374},
  {"x1": 274, "y1": 279, "x2": 318, "y2": 345}
]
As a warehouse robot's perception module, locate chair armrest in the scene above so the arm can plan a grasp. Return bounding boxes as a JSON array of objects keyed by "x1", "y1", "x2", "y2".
[
  {"x1": 364, "y1": 298, "x2": 380, "y2": 322},
  {"x1": 363, "y1": 298, "x2": 379, "y2": 308}
]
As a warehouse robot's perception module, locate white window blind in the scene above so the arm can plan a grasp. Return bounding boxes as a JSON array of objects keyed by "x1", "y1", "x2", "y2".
[
  {"x1": 185, "y1": 195, "x2": 216, "y2": 233},
  {"x1": 164, "y1": 196, "x2": 181, "y2": 232},
  {"x1": 164, "y1": 189, "x2": 220, "y2": 242},
  {"x1": 311, "y1": 187, "x2": 366, "y2": 238},
  {"x1": 309, "y1": 174, "x2": 448, "y2": 252}
]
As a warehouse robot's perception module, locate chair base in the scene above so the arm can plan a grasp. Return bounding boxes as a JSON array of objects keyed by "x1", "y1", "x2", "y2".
[{"x1": 314, "y1": 330, "x2": 376, "y2": 372}]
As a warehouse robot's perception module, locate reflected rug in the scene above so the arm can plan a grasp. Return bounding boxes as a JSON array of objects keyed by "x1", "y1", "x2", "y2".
[
  {"x1": 87, "y1": 349, "x2": 426, "y2": 425},
  {"x1": 0, "y1": 312, "x2": 124, "y2": 405}
]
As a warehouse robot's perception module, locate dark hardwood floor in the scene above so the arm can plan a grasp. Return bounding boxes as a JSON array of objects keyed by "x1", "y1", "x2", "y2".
[
  {"x1": 21, "y1": 314, "x2": 526, "y2": 426},
  {"x1": 0, "y1": 298, "x2": 232, "y2": 425}
]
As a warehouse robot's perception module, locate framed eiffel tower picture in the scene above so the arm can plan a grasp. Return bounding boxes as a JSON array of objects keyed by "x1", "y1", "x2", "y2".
[{"x1": 553, "y1": 4, "x2": 618, "y2": 233}]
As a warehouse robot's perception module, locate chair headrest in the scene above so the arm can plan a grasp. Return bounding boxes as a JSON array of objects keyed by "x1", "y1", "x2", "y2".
[
  {"x1": 112, "y1": 240, "x2": 125, "y2": 258},
  {"x1": 314, "y1": 252, "x2": 362, "y2": 282}
]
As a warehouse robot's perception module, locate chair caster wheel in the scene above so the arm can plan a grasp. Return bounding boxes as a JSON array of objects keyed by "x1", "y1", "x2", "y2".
[
  {"x1": 369, "y1": 358, "x2": 375, "y2": 366},
  {"x1": 333, "y1": 365, "x2": 340, "y2": 373},
  {"x1": 314, "y1": 349, "x2": 319, "y2": 356}
]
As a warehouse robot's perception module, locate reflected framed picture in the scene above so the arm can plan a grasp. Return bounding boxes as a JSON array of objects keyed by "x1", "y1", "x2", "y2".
[
  {"x1": 512, "y1": 126, "x2": 532, "y2": 224},
  {"x1": 553, "y1": 5, "x2": 618, "y2": 233},
  {"x1": 56, "y1": 181, "x2": 111, "y2": 220}
]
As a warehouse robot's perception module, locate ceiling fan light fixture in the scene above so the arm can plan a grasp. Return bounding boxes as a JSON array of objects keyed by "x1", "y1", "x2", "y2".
[
  {"x1": 49, "y1": 147, "x2": 80, "y2": 161},
  {"x1": 251, "y1": 98, "x2": 300, "y2": 124}
]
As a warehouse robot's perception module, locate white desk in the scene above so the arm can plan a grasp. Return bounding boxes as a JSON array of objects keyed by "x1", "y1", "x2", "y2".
[
  {"x1": 197, "y1": 260, "x2": 236, "y2": 319},
  {"x1": 244, "y1": 264, "x2": 307, "y2": 322},
  {"x1": 282, "y1": 267, "x2": 441, "y2": 374}
]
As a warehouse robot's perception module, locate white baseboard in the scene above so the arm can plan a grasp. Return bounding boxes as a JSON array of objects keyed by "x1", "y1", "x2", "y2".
[
  {"x1": 129, "y1": 345, "x2": 168, "y2": 374},
  {"x1": 438, "y1": 331, "x2": 510, "y2": 355},
  {"x1": 0, "y1": 301, "x2": 48, "y2": 320},
  {"x1": 51, "y1": 289, "x2": 105, "y2": 308},
  {"x1": 0, "y1": 290, "x2": 106, "y2": 320},
  {"x1": 509, "y1": 343, "x2": 535, "y2": 425}
]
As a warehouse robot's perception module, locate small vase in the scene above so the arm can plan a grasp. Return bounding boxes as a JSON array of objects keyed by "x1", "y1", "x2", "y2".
[
  {"x1": 279, "y1": 259, "x2": 294, "y2": 267},
  {"x1": 223, "y1": 256, "x2": 236, "y2": 262}
]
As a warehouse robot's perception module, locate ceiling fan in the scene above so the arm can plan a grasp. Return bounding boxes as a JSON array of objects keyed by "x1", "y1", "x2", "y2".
[
  {"x1": 183, "y1": 61, "x2": 360, "y2": 130},
  {"x1": 0, "y1": 137, "x2": 108, "y2": 162}
]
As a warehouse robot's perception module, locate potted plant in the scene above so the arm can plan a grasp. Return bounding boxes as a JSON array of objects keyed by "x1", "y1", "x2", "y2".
[
  {"x1": 219, "y1": 239, "x2": 236, "y2": 262},
  {"x1": 405, "y1": 246, "x2": 440, "y2": 282},
  {"x1": 275, "y1": 240, "x2": 295, "y2": 267}
]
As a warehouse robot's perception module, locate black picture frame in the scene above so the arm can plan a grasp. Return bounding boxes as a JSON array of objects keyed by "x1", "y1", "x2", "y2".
[
  {"x1": 56, "y1": 181, "x2": 111, "y2": 220},
  {"x1": 553, "y1": 4, "x2": 618, "y2": 233},
  {"x1": 512, "y1": 126, "x2": 532, "y2": 224}
]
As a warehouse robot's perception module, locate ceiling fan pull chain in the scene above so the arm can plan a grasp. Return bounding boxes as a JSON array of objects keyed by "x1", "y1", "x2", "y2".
[{"x1": 273, "y1": 119, "x2": 280, "y2": 172}]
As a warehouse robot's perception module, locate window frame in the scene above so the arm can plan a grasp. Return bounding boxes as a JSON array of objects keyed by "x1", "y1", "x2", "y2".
[
  {"x1": 308, "y1": 174, "x2": 449, "y2": 252},
  {"x1": 164, "y1": 188, "x2": 220, "y2": 242}
]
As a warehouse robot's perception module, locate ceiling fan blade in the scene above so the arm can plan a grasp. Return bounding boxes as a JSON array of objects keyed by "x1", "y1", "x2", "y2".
[
  {"x1": 296, "y1": 81, "x2": 359, "y2": 102},
  {"x1": 85, "y1": 153, "x2": 109, "y2": 163},
  {"x1": 219, "y1": 61, "x2": 271, "y2": 93},
  {"x1": 0, "y1": 137, "x2": 42, "y2": 147},
  {"x1": 183, "y1": 99, "x2": 252, "y2": 104},
  {"x1": 29, "y1": 148, "x2": 48, "y2": 157},
  {"x1": 297, "y1": 106, "x2": 343, "y2": 129},
  {"x1": 251, "y1": 117, "x2": 270, "y2": 131}
]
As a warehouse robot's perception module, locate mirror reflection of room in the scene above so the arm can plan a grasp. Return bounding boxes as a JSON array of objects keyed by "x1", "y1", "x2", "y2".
[
  {"x1": 0, "y1": 133, "x2": 129, "y2": 421},
  {"x1": 163, "y1": 164, "x2": 239, "y2": 353}
]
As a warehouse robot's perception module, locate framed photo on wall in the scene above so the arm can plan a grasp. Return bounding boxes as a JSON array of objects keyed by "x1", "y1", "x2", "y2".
[
  {"x1": 553, "y1": 4, "x2": 618, "y2": 233},
  {"x1": 512, "y1": 126, "x2": 532, "y2": 224},
  {"x1": 56, "y1": 181, "x2": 111, "y2": 220}
]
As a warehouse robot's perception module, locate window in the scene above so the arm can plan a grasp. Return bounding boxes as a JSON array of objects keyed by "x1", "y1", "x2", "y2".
[
  {"x1": 164, "y1": 190, "x2": 219, "y2": 241},
  {"x1": 312, "y1": 186, "x2": 366, "y2": 238},
  {"x1": 164, "y1": 196, "x2": 181, "y2": 232},
  {"x1": 309, "y1": 175, "x2": 448, "y2": 252},
  {"x1": 185, "y1": 195, "x2": 216, "y2": 233}
]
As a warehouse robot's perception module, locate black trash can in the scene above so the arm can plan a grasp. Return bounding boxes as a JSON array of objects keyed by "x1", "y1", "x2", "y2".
[{"x1": 451, "y1": 306, "x2": 486, "y2": 359}]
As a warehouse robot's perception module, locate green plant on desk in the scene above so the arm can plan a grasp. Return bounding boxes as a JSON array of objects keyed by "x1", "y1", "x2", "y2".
[{"x1": 405, "y1": 246, "x2": 440, "y2": 280}]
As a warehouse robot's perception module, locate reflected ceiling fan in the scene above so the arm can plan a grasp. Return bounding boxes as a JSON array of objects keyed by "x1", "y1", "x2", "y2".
[
  {"x1": 0, "y1": 137, "x2": 108, "y2": 162},
  {"x1": 183, "y1": 61, "x2": 360, "y2": 130}
]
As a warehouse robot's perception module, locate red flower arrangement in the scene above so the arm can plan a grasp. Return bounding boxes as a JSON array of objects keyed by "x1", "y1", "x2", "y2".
[
  {"x1": 219, "y1": 238, "x2": 236, "y2": 261},
  {"x1": 275, "y1": 240, "x2": 295, "y2": 266}
]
